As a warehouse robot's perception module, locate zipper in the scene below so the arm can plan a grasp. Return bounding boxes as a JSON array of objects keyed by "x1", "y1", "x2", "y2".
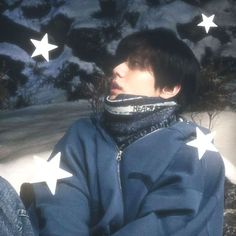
[
  {"x1": 95, "y1": 117, "x2": 180, "y2": 197},
  {"x1": 116, "y1": 149, "x2": 123, "y2": 190},
  {"x1": 93, "y1": 116, "x2": 178, "y2": 195},
  {"x1": 114, "y1": 127, "x2": 164, "y2": 192}
]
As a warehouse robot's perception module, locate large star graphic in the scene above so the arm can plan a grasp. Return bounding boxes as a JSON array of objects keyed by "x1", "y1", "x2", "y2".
[
  {"x1": 186, "y1": 127, "x2": 218, "y2": 160},
  {"x1": 32, "y1": 152, "x2": 72, "y2": 195},
  {"x1": 197, "y1": 14, "x2": 218, "y2": 33},
  {"x1": 30, "y1": 33, "x2": 58, "y2": 61}
]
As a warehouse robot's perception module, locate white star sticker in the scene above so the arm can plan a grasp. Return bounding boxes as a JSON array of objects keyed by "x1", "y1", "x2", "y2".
[
  {"x1": 186, "y1": 127, "x2": 218, "y2": 160},
  {"x1": 197, "y1": 14, "x2": 218, "y2": 33},
  {"x1": 30, "y1": 33, "x2": 58, "y2": 61},
  {"x1": 31, "y1": 152, "x2": 72, "y2": 195}
]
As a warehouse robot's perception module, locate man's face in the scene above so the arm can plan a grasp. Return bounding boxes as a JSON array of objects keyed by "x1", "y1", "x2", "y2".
[{"x1": 109, "y1": 62, "x2": 161, "y2": 99}]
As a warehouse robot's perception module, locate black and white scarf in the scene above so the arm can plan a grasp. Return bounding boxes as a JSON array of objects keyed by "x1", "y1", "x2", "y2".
[{"x1": 101, "y1": 94, "x2": 180, "y2": 150}]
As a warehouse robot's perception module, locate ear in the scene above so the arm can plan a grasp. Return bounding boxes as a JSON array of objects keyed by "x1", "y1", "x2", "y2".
[{"x1": 159, "y1": 84, "x2": 181, "y2": 99}]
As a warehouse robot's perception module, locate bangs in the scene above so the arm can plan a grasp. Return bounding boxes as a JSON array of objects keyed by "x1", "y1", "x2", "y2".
[
  {"x1": 127, "y1": 52, "x2": 153, "y2": 71},
  {"x1": 114, "y1": 38, "x2": 154, "y2": 71}
]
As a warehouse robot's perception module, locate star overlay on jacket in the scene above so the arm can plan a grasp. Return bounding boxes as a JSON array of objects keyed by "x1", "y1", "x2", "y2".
[
  {"x1": 28, "y1": 117, "x2": 225, "y2": 235},
  {"x1": 186, "y1": 127, "x2": 218, "y2": 160},
  {"x1": 31, "y1": 152, "x2": 72, "y2": 195}
]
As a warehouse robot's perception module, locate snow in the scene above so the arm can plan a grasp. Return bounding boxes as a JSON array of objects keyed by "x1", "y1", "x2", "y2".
[
  {"x1": 136, "y1": 0, "x2": 200, "y2": 32},
  {"x1": 106, "y1": 39, "x2": 120, "y2": 55},
  {"x1": 184, "y1": 36, "x2": 221, "y2": 62},
  {"x1": 17, "y1": 46, "x2": 101, "y2": 106},
  {"x1": 0, "y1": 42, "x2": 33, "y2": 64},
  {"x1": 25, "y1": 46, "x2": 101, "y2": 80},
  {"x1": 2, "y1": 0, "x2": 21, "y2": 7},
  {"x1": 2, "y1": 0, "x2": 101, "y2": 33},
  {"x1": 127, "y1": 0, "x2": 149, "y2": 15},
  {"x1": 71, "y1": 18, "x2": 103, "y2": 30},
  {"x1": 21, "y1": 0, "x2": 47, "y2": 8},
  {"x1": 0, "y1": 102, "x2": 236, "y2": 193},
  {"x1": 53, "y1": 0, "x2": 99, "y2": 21},
  {"x1": 107, "y1": 0, "x2": 204, "y2": 56},
  {"x1": 51, "y1": 0, "x2": 103, "y2": 30},
  {"x1": 220, "y1": 39, "x2": 236, "y2": 58},
  {"x1": 70, "y1": 76, "x2": 81, "y2": 92},
  {"x1": 203, "y1": 0, "x2": 236, "y2": 27},
  {"x1": 0, "y1": 100, "x2": 92, "y2": 192},
  {"x1": 31, "y1": 85, "x2": 67, "y2": 105},
  {"x1": 223, "y1": 79, "x2": 236, "y2": 106},
  {"x1": 3, "y1": 8, "x2": 42, "y2": 32}
]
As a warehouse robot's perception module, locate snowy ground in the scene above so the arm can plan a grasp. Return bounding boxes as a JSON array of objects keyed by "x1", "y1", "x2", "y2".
[
  {"x1": 0, "y1": 100, "x2": 92, "y2": 192},
  {"x1": 0, "y1": 101, "x2": 236, "y2": 193}
]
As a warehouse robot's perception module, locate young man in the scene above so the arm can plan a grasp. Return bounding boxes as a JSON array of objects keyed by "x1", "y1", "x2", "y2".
[{"x1": 28, "y1": 28, "x2": 225, "y2": 236}]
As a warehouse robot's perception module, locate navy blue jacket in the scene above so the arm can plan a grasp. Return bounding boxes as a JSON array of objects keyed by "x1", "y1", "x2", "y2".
[{"x1": 29, "y1": 116, "x2": 225, "y2": 236}]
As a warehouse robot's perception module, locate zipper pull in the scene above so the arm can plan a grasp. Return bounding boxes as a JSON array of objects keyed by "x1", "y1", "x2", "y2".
[{"x1": 116, "y1": 150, "x2": 122, "y2": 161}]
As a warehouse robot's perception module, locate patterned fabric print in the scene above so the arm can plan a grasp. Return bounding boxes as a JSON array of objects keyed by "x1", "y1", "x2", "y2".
[{"x1": 101, "y1": 94, "x2": 180, "y2": 149}]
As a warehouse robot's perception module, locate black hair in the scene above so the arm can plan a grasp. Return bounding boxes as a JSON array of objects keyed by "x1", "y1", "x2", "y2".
[{"x1": 114, "y1": 28, "x2": 201, "y2": 109}]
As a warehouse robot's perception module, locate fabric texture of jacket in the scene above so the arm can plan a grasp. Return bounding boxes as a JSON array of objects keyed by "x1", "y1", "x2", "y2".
[
  {"x1": 29, "y1": 115, "x2": 225, "y2": 236},
  {"x1": 0, "y1": 177, "x2": 34, "y2": 236}
]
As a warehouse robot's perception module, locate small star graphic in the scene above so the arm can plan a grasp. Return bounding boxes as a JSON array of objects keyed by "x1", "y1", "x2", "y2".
[
  {"x1": 30, "y1": 33, "x2": 58, "y2": 61},
  {"x1": 197, "y1": 14, "x2": 218, "y2": 33},
  {"x1": 32, "y1": 152, "x2": 72, "y2": 195},
  {"x1": 186, "y1": 127, "x2": 218, "y2": 160}
]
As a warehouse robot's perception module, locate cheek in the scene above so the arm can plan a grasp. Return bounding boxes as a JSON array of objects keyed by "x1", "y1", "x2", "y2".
[
  {"x1": 128, "y1": 75, "x2": 143, "y2": 91},
  {"x1": 123, "y1": 70, "x2": 156, "y2": 95},
  {"x1": 134, "y1": 74, "x2": 155, "y2": 91}
]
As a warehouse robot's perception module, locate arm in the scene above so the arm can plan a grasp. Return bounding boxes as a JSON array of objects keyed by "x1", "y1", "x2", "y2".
[
  {"x1": 111, "y1": 146, "x2": 225, "y2": 236},
  {"x1": 29, "y1": 122, "x2": 91, "y2": 236}
]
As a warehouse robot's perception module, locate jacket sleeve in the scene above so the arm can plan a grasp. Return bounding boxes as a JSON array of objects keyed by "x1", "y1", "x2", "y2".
[
  {"x1": 111, "y1": 144, "x2": 225, "y2": 236},
  {"x1": 29, "y1": 122, "x2": 91, "y2": 236}
]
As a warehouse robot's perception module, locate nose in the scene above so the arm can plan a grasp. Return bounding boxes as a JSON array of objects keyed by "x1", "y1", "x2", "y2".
[{"x1": 112, "y1": 62, "x2": 128, "y2": 78}]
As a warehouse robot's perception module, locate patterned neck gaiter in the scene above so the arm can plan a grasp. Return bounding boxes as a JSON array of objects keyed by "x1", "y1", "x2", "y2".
[{"x1": 101, "y1": 94, "x2": 180, "y2": 150}]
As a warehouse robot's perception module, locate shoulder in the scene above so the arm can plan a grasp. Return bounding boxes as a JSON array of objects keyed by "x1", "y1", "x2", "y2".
[
  {"x1": 67, "y1": 116, "x2": 96, "y2": 133},
  {"x1": 156, "y1": 119, "x2": 225, "y2": 198},
  {"x1": 50, "y1": 116, "x2": 100, "y2": 157},
  {"x1": 169, "y1": 119, "x2": 223, "y2": 163},
  {"x1": 168, "y1": 118, "x2": 209, "y2": 140},
  {"x1": 166, "y1": 119, "x2": 225, "y2": 189},
  {"x1": 48, "y1": 116, "x2": 101, "y2": 172},
  {"x1": 62, "y1": 116, "x2": 99, "y2": 141}
]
